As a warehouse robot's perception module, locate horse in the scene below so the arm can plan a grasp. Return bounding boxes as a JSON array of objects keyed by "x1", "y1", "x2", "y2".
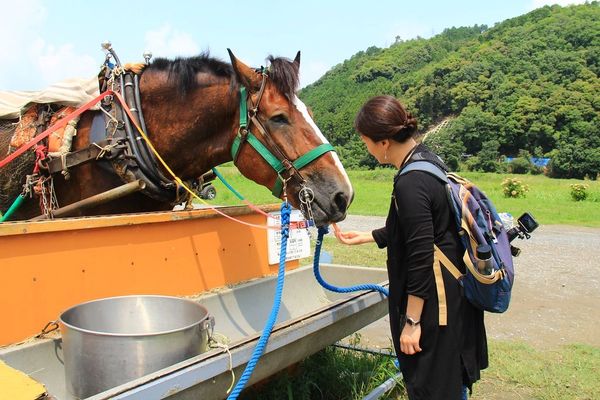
[{"x1": 0, "y1": 50, "x2": 353, "y2": 227}]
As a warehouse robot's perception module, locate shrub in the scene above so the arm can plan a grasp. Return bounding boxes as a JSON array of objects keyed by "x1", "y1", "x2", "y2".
[
  {"x1": 502, "y1": 178, "x2": 529, "y2": 198},
  {"x1": 464, "y1": 155, "x2": 481, "y2": 172},
  {"x1": 570, "y1": 183, "x2": 589, "y2": 201},
  {"x1": 508, "y1": 157, "x2": 532, "y2": 174}
]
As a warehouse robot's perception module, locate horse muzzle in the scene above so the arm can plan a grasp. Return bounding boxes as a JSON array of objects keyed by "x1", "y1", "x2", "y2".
[{"x1": 295, "y1": 179, "x2": 353, "y2": 227}]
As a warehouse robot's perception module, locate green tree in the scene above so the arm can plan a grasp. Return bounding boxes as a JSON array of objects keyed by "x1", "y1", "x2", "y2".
[{"x1": 300, "y1": 3, "x2": 600, "y2": 179}]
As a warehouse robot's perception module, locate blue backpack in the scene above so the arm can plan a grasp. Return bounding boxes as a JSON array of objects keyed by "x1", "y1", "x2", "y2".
[{"x1": 400, "y1": 160, "x2": 514, "y2": 325}]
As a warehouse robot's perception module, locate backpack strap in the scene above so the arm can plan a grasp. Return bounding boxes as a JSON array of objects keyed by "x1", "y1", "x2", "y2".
[
  {"x1": 399, "y1": 160, "x2": 448, "y2": 183},
  {"x1": 433, "y1": 245, "x2": 463, "y2": 326},
  {"x1": 400, "y1": 160, "x2": 457, "y2": 326}
]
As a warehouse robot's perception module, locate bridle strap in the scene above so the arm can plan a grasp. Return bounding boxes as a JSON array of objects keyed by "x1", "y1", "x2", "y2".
[
  {"x1": 231, "y1": 73, "x2": 335, "y2": 197},
  {"x1": 270, "y1": 143, "x2": 335, "y2": 197}
]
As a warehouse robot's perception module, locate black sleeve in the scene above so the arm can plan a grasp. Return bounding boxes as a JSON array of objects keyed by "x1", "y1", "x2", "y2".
[
  {"x1": 393, "y1": 172, "x2": 435, "y2": 300},
  {"x1": 372, "y1": 227, "x2": 387, "y2": 248}
]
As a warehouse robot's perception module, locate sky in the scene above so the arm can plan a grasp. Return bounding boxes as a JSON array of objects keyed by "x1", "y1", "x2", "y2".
[{"x1": 0, "y1": 0, "x2": 589, "y2": 91}]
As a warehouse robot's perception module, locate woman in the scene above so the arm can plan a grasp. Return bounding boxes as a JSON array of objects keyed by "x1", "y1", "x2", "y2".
[{"x1": 333, "y1": 95, "x2": 487, "y2": 399}]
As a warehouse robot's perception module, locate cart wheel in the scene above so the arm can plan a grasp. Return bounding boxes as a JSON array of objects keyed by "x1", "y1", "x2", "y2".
[{"x1": 200, "y1": 185, "x2": 217, "y2": 200}]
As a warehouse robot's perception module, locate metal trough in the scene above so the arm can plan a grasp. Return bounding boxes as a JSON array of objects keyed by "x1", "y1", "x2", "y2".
[{"x1": 0, "y1": 264, "x2": 388, "y2": 400}]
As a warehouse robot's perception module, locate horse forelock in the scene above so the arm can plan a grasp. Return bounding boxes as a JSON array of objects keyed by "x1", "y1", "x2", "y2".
[
  {"x1": 266, "y1": 56, "x2": 299, "y2": 100},
  {"x1": 145, "y1": 52, "x2": 234, "y2": 96}
]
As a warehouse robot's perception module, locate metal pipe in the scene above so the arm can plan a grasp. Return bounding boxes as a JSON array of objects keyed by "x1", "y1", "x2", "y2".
[
  {"x1": 332, "y1": 343, "x2": 396, "y2": 358},
  {"x1": 362, "y1": 372, "x2": 403, "y2": 400},
  {"x1": 31, "y1": 180, "x2": 146, "y2": 220}
]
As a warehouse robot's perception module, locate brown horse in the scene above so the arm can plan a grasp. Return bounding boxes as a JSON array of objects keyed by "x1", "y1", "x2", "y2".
[{"x1": 3, "y1": 50, "x2": 353, "y2": 226}]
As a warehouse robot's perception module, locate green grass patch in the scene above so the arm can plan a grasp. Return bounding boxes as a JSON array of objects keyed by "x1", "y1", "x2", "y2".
[
  {"x1": 204, "y1": 166, "x2": 600, "y2": 227},
  {"x1": 240, "y1": 334, "x2": 406, "y2": 400},
  {"x1": 473, "y1": 341, "x2": 600, "y2": 400},
  {"x1": 300, "y1": 237, "x2": 386, "y2": 267},
  {"x1": 344, "y1": 169, "x2": 600, "y2": 227}
]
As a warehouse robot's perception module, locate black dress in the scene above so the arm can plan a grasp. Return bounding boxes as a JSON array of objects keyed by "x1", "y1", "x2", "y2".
[{"x1": 372, "y1": 145, "x2": 488, "y2": 400}]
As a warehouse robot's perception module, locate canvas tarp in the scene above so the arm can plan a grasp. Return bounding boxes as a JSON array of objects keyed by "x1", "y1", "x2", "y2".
[{"x1": 0, "y1": 76, "x2": 100, "y2": 119}]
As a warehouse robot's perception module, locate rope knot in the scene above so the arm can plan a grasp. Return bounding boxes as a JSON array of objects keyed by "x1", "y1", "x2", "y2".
[{"x1": 280, "y1": 202, "x2": 291, "y2": 238}]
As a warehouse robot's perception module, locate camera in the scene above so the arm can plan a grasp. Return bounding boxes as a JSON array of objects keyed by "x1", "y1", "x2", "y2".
[
  {"x1": 507, "y1": 212, "x2": 539, "y2": 242},
  {"x1": 506, "y1": 212, "x2": 539, "y2": 256}
]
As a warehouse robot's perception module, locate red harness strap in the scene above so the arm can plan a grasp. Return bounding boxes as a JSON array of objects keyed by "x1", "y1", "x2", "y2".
[{"x1": 0, "y1": 91, "x2": 115, "y2": 169}]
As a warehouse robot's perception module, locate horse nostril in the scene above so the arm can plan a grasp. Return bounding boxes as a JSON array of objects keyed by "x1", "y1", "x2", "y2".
[{"x1": 334, "y1": 192, "x2": 348, "y2": 213}]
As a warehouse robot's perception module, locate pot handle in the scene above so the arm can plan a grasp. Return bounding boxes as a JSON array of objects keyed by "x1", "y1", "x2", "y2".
[{"x1": 202, "y1": 315, "x2": 215, "y2": 339}]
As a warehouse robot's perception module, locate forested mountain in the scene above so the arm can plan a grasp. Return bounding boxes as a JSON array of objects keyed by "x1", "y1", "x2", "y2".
[{"x1": 299, "y1": 3, "x2": 600, "y2": 179}]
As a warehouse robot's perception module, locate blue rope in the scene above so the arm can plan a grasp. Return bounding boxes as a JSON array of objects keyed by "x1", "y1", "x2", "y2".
[
  {"x1": 212, "y1": 169, "x2": 387, "y2": 397},
  {"x1": 227, "y1": 201, "x2": 291, "y2": 399},
  {"x1": 313, "y1": 226, "x2": 389, "y2": 297}
]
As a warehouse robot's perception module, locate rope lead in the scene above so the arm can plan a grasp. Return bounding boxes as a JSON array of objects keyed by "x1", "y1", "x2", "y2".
[
  {"x1": 313, "y1": 227, "x2": 389, "y2": 297},
  {"x1": 227, "y1": 202, "x2": 291, "y2": 399}
]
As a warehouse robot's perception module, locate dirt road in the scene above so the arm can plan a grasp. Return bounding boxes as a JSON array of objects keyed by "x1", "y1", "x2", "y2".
[{"x1": 336, "y1": 216, "x2": 600, "y2": 349}]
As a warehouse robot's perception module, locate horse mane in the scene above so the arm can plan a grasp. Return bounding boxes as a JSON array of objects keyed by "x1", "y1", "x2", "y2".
[
  {"x1": 144, "y1": 52, "x2": 299, "y2": 99},
  {"x1": 146, "y1": 52, "x2": 233, "y2": 96},
  {"x1": 267, "y1": 55, "x2": 299, "y2": 99}
]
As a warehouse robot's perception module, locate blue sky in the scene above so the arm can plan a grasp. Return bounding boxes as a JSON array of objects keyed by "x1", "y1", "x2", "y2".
[{"x1": 0, "y1": 0, "x2": 587, "y2": 91}]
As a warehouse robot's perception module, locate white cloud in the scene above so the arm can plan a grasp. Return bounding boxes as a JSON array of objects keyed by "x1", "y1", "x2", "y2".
[
  {"x1": 0, "y1": 0, "x2": 98, "y2": 90},
  {"x1": 144, "y1": 24, "x2": 200, "y2": 59},
  {"x1": 33, "y1": 41, "x2": 98, "y2": 85},
  {"x1": 531, "y1": 0, "x2": 588, "y2": 8}
]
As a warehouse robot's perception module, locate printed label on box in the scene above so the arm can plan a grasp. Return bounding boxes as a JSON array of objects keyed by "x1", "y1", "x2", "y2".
[{"x1": 267, "y1": 209, "x2": 311, "y2": 265}]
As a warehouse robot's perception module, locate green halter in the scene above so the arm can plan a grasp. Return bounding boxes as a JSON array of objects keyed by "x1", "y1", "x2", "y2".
[{"x1": 231, "y1": 85, "x2": 335, "y2": 197}]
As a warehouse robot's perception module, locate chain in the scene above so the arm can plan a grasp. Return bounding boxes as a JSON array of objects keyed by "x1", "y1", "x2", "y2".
[
  {"x1": 279, "y1": 173, "x2": 291, "y2": 205},
  {"x1": 39, "y1": 176, "x2": 59, "y2": 218},
  {"x1": 298, "y1": 185, "x2": 318, "y2": 237}
]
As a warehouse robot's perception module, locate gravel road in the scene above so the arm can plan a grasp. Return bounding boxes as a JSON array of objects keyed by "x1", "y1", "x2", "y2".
[{"x1": 336, "y1": 215, "x2": 600, "y2": 349}]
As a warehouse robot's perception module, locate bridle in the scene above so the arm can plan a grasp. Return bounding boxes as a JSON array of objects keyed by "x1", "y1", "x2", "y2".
[{"x1": 230, "y1": 70, "x2": 335, "y2": 202}]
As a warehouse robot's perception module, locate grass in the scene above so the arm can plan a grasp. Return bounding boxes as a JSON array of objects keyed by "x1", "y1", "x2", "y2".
[
  {"x1": 473, "y1": 342, "x2": 600, "y2": 400},
  {"x1": 203, "y1": 165, "x2": 600, "y2": 227},
  {"x1": 303, "y1": 236, "x2": 387, "y2": 267},
  {"x1": 345, "y1": 170, "x2": 600, "y2": 228}
]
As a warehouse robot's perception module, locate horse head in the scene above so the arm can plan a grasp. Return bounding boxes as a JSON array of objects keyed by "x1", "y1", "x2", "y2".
[{"x1": 227, "y1": 50, "x2": 353, "y2": 226}]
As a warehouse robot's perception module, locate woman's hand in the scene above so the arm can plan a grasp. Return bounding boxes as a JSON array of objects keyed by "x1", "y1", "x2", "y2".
[
  {"x1": 400, "y1": 323, "x2": 422, "y2": 355},
  {"x1": 332, "y1": 223, "x2": 375, "y2": 245}
]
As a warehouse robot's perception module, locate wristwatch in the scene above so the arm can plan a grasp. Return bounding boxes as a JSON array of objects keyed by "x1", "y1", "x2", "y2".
[{"x1": 406, "y1": 316, "x2": 421, "y2": 326}]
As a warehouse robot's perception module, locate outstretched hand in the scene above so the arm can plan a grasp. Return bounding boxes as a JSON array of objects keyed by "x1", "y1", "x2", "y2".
[{"x1": 332, "y1": 223, "x2": 375, "y2": 245}]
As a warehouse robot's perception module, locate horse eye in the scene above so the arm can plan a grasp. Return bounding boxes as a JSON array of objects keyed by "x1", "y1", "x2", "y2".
[{"x1": 270, "y1": 114, "x2": 289, "y2": 125}]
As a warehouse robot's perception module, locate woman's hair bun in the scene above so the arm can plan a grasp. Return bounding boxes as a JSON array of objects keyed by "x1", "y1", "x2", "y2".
[
  {"x1": 405, "y1": 113, "x2": 418, "y2": 130},
  {"x1": 355, "y1": 95, "x2": 419, "y2": 143},
  {"x1": 394, "y1": 114, "x2": 418, "y2": 137}
]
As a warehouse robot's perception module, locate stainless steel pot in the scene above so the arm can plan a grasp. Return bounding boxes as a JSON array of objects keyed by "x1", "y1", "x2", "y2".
[{"x1": 59, "y1": 295, "x2": 213, "y2": 399}]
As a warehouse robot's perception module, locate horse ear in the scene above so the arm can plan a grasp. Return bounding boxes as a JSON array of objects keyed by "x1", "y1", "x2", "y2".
[
  {"x1": 227, "y1": 48, "x2": 261, "y2": 90},
  {"x1": 293, "y1": 51, "x2": 301, "y2": 68}
]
